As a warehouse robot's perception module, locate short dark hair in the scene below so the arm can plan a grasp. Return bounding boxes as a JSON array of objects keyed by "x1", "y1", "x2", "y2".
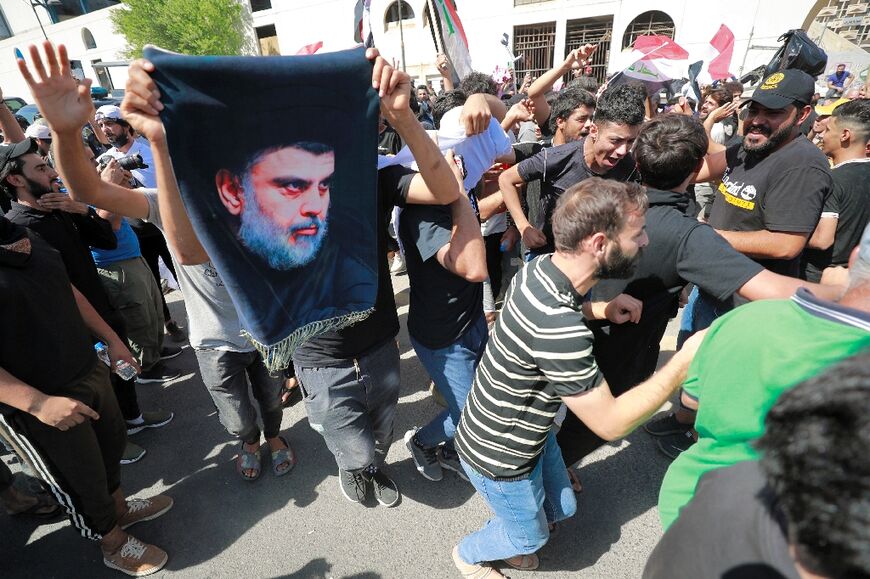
[
  {"x1": 706, "y1": 88, "x2": 733, "y2": 107},
  {"x1": 458, "y1": 71, "x2": 498, "y2": 96},
  {"x1": 723, "y1": 80, "x2": 744, "y2": 96},
  {"x1": 568, "y1": 76, "x2": 599, "y2": 94},
  {"x1": 432, "y1": 90, "x2": 468, "y2": 129},
  {"x1": 549, "y1": 87, "x2": 596, "y2": 132},
  {"x1": 416, "y1": 84, "x2": 429, "y2": 92},
  {"x1": 634, "y1": 115, "x2": 708, "y2": 190},
  {"x1": 757, "y1": 352, "x2": 870, "y2": 578},
  {"x1": 832, "y1": 98, "x2": 870, "y2": 144},
  {"x1": 594, "y1": 83, "x2": 646, "y2": 127},
  {"x1": 0, "y1": 156, "x2": 25, "y2": 200},
  {"x1": 552, "y1": 178, "x2": 648, "y2": 253}
]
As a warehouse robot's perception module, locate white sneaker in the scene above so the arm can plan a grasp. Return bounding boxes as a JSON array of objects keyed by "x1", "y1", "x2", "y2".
[{"x1": 390, "y1": 253, "x2": 406, "y2": 275}]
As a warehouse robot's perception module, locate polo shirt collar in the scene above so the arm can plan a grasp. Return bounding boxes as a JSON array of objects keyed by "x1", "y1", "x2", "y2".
[{"x1": 792, "y1": 287, "x2": 870, "y2": 332}]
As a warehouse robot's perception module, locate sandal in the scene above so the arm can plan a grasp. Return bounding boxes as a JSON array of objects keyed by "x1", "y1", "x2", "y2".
[
  {"x1": 504, "y1": 553, "x2": 539, "y2": 571},
  {"x1": 236, "y1": 443, "x2": 262, "y2": 481},
  {"x1": 281, "y1": 377, "x2": 301, "y2": 408},
  {"x1": 452, "y1": 546, "x2": 505, "y2": 578},
  {"x1": 270, "y1": 435, "x2": 296, "y2": 477},
  {"x1": 567, "y1": 468, "x2": 583, "y2": 493}
]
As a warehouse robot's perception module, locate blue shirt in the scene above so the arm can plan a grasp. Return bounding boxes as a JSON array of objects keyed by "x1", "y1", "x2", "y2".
[
  {"x1": 827, "y1": 70, "x2": 850, "y2": 88},
  {"x1": 91, "y1": 217, "x2": 141, "y2": 266}
]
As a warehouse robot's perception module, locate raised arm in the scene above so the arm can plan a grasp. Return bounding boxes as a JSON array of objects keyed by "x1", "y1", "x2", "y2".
[
  {"x1": 526, "y1": 44, "x2": 596, "y2": 125},
  {"x1": 0, "y1": 86, "x2": 26, "y2": 144},
  {"x1": 435, "y1": 151, "x2": 487, "y2": 282},
  {"x1": 122, "y1": 59, "x2": 209, "y2": 264},
  {"x1": 369, "y1": 49, "x2": 460, "y2": 206},
  {"x1": 17, "y1": 42, "x2": 150, "y2": 220}
]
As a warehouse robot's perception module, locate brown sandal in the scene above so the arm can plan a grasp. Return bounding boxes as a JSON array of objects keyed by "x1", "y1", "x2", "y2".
[{"x1": 504, "y1": 552, "x2": 540, "y2": 571}]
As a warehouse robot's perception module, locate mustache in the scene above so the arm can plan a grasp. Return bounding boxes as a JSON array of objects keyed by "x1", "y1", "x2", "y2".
[
  {"x1": 288, "y1": 217, "x2": 324, "y2": 234},
  {"x1": 745, "y1": 124, "x2": 771, "y2": 136}
]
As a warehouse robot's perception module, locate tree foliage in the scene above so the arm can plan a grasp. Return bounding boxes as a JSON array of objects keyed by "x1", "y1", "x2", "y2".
[{"x1": 111, "y1": 0, "x2": 253, "y2": 59}]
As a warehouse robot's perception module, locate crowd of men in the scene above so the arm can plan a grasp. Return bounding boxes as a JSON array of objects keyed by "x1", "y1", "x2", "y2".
[{"x1": 0, "y1": 39, "x2": 868, "y2": 578}]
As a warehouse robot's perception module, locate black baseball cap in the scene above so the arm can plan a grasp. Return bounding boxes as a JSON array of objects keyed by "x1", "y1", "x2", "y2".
[
  {"x1": 0, "y1": 139, "x2": 38, "y2": 174},
  {"x1": 743, "y1": 69, "x2": 816, "y2": 110}
]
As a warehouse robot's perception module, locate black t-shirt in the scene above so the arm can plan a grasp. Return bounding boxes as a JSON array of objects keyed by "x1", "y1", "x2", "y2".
[
  {"x1": 801, "y1": 160, "x2": 870, "y2": 282},
  {"x1": 591, "y1": 188, "x2": 762, "y2": 390},
  {"x1": 399, "y1": 203, "x2": 484, "y2": 349},
  {"x1": 292, "y1": 165, "x2": 414, "y2": 367},
  {"x1": 643, "y1": 461, "x2": 799, "y2": 579},
  {"x1": 0, "y1": 231, "x2": 97, "y2": 400},
  {"x1": 517, "y1": 137, "x2": 638, "y2": 253},
  {"x1": 708, "y1": 136, "x2": 832, "y2": 277},
  {"x1": 5, "y1": 203, "x2": 119, "y2": 323}
]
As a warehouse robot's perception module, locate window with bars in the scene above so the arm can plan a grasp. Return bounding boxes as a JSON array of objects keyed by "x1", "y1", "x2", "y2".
[
  {"x1": 513, "y1": 22, "x2": 557, "y2": 82},
  {"x1": 385, "y1": 1, "x2": 415, "y2": 24},
  {"x1": 621, "y1": 10, "x2": 675, "y2": 50},
  {"x1": 565, "y1": 16, "x2": 613, "y2": 84}
]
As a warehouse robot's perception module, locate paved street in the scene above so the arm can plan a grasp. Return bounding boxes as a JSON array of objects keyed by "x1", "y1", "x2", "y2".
[{"x1": 4, "y1": 271, "x2": 681, "y2": 578}]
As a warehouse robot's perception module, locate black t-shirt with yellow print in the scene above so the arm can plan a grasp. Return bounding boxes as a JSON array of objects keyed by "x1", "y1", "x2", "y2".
[{"x1": 708, "y1": 136, "x2": 831, "y2": 277}]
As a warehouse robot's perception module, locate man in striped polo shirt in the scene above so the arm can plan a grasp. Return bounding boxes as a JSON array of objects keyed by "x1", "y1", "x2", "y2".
[{"x1": 452, "y1": 178, "x2": 706, "y2": 577}]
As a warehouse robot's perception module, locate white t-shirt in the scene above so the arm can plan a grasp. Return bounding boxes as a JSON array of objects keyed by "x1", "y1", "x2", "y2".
[
  {"x1": 143, "y1": 189, "x2": 253, "y2": 352},
  {"x1": 106, "y1": 137, "x2": 157, "y2": 189}
]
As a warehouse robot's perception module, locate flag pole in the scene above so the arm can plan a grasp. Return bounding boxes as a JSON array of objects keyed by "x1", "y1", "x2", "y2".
[{"x1": 397, "y1": 0, "x2": 407, "y2": 72}]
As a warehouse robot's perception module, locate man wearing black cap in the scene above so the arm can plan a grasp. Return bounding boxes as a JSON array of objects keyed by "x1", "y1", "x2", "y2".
[{"x1": 695, "y1": 69, "x2": 832, "y2": 279}]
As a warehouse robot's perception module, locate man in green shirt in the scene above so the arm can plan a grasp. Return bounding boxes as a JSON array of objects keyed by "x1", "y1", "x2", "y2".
[{"x1": 658, "y1": 224, "x2": 870, "y2": 529}]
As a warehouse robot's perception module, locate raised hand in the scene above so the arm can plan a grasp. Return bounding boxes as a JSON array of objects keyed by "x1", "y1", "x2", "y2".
[
  {"x1": 563, "y1": 44, "x2": 597, "y2": 70},
  {"x1": 17, "y1": 42, "x2": 94, "y2": 133},
  {"x1": 709, "y1": 101, "x2": 740, "y2": 124},
  {"x1": 366, "y1": 48, "x2": 412, "y2": 122},
  {"x1": 121, "y1": 59, "x2": 166, "y2": 144}
]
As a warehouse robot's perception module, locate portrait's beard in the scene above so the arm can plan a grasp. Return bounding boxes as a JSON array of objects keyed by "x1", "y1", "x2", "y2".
[
  {"x1": 238, "y1": 182, "x2": 328, "y2": 270},
  {"x1": 594, "y1": 242, "x2": 640, "y2": 280},
  {"x1": 742, "y1": 117, "x2": 796, "y2": 158}
]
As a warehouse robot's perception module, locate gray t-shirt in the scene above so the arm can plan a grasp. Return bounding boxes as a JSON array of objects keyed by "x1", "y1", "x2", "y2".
[{"x1": 143, "y1": 189, "x2": 252, "y2": 352}]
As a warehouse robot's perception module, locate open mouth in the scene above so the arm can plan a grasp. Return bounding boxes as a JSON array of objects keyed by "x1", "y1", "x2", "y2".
[{"x1": 291, "y1": 225, "x2": 319, "y2": 238}]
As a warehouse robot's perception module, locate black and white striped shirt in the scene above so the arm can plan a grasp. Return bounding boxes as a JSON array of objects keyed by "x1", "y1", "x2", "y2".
[{"x1": 455, "y1": 255, "x2": 603, "y2": 480}]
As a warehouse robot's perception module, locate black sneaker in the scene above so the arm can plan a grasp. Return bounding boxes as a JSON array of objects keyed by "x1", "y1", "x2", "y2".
[
  {"x1": 404, "y1": 428, "x2": 443, "y2": 481},
  {"x1": 363, "y1": 468, "x2": 400, "y2": 507},
  {"x1": 126, "y1": 411, "x2": 174, "y2": 435},
  {"x1": 437, "y1": 446, "x2": 469, "y2": 482},
  {"x1": 644, "y1": 412, "x2": 693, "y2": 437},
  {"x1": 338, "y1": 468, "x2": 369, "y2": 504},
  {"x1": 136, "y1": 364, "x2": 182, "y2": 385},
  {"x1": 121, "y1": 442, "x2": 146, "y2": 465},
  {"x1": 164, "y1": 321, "x2": 187, "y2": 343},
  {"x1": 159, "y1": 346, "x2": 182, "y2": 361},
  {"x1": 657, "y1": 430, "x2": 697, "y2": 459}
]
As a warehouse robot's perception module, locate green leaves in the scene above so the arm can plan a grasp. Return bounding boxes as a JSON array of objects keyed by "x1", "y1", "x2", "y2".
[{"x1": 110, "y1": 0, "x2": 254, "y2": 58}]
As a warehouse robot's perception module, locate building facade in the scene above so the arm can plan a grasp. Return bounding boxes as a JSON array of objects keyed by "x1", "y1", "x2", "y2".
[{"x1": 0, "y1": 0, "x2": 864, "y2": 102}]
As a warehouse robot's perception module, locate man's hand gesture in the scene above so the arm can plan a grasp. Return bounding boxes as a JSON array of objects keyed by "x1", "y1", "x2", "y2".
[
  {"x1": 17, "y1": 42, "x2": 94, "y2": 134},
  {"x1": 121, "y1": 58, "x2": 166, "y2": 144},
  {"x1": 31, "y1": 394, "x2": 100, "y2": 431}
]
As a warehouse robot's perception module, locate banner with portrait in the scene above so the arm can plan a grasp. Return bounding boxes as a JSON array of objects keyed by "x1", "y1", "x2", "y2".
[{"x1": 146, "y1": 46, "x2": 380, "y2": 370}]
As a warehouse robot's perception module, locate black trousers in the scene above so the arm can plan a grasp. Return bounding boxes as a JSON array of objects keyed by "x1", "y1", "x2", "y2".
[
  {"x1": 557, "y1": 295, "x2": 676, "y2": 468},
  {"x1": 102, "y1": 309, "x2": 140, "y2": 421},
  {"x1": 0, "y1": 363, "x2": 126, "y2": 539},
  {"x1": 484, "y1": 232, "x2": 504, "y2": 302},
  {"x1": 136, "y1": 227, "x2": 177, "y2": 321}
]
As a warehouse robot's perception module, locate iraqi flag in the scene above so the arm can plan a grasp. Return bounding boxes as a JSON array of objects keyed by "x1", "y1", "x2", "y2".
[
  {"x1": 612, "y1": 35, "x2": 690, "y2": 92},
  {"x1": 693, "y1": 25, "x2": 736, "y2": 84},
  {"x1": 427, "y1": 0, "x2": 473, "y2": 82}
]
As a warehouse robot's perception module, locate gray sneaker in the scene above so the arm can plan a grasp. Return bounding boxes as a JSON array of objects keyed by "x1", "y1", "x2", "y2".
[
  {"x1": 404, "y1": 428, "x2": 442, "y2": 481},
  {"x1": 120, "y1": 442, "x2": 146, "y2": 465},
  {"x1": 437, "y1": 446, "x2": 469, "y2": 482},
  {"x1": 363, "y1": 468, "x2": 400, "y2": 507},
  {"x1": 127, "y1": 411, "x2": 174, "y2": 435},
  {"x1": 338, "y1": 469, "x2": 369, "y2": 504}
]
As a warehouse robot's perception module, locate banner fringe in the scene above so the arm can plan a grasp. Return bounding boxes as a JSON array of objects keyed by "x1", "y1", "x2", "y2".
[{"x1": 243, "y1": 308, "x2": 374, "y2": 373}]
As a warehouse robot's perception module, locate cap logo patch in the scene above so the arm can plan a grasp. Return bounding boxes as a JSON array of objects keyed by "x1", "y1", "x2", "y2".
[{"x1": 760, "y1": 72, "x2": 785, "y2": 90}]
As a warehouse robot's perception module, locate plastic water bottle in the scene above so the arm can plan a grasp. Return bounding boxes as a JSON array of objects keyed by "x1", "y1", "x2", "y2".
[{"x1": 94, "y1": 342, "x2": 139, "y2": 381}]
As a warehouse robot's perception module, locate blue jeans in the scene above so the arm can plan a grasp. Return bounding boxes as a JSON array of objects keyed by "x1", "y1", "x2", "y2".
[
  {"x1": 458, "y1": 432, "x2": 577, "y2": 564},
  {"x1": 677, "y1": 287, "x2": 725, "y2": 349},
  {"x1": 410, "y1": 315, "x2": 487, "y2": 448}
]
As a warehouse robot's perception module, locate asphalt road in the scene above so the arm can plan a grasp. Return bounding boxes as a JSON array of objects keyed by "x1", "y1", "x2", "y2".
[{"x1": 3, "y1": 270, "x2": 682, "y2": 578}]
